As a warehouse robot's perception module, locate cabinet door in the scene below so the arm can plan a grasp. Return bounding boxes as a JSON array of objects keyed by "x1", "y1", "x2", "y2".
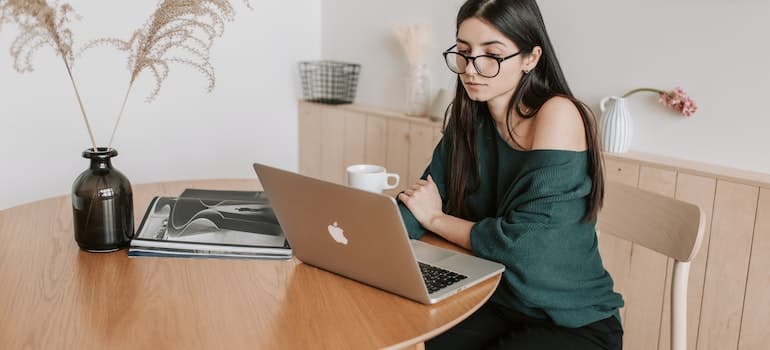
[
  {"x1": 320, "y1": 109, "x2": 347, "y2": 185},
  {"x1": 385, "y1": 119, "x2": 410, "y2": 197},
  {"x1": 621, "y1": 166, "x2": 676, "y2": 350},
  {"x1": 365, "y1": 116, "x2": 387, "y2": 167},
  {"x1": 343, "y1": 111, "x2": 366, "y2": 169},
  {"x1": 598, "y1": 158, "x2": 639, "y2": 326},
  {"x1": 408, "y1": 123, "x2": 435, "y2": 184},
  {"x1": 433, "y1": 124, "x2": 443, "y2": 148},
  {"x1": 698, "y1": 181, "x2": 758, "y2": 350},
  {"x1": 298, "y1": 103, "x2": 323, "y2": 178},
  {"x1": 661, "y1": 173, "x2": 715, "y2": 350},
  {"x1": 739, "y1": 188, "x2": 770, "y2": 350}
]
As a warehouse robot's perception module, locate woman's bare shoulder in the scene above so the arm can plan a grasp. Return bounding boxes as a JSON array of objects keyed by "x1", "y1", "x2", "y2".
[{"x1": 530, "y1": 96, "x2": 587, "y2": 151}]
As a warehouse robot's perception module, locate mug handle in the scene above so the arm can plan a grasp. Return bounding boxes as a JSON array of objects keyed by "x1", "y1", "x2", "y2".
[{"x1": 384, "y1": 173, "x2": 400, "y2": 190}]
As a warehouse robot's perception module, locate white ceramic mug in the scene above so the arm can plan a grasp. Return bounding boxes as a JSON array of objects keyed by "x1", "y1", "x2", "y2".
[{"x1": 346, "y1": 164, "x2": 400, "y2": 193}]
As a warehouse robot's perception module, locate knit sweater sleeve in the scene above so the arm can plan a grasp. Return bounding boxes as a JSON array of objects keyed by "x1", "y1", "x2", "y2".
[
  {"x1": 469, "y1": 151, "x2": 617, "y2": 327},
  {"x1": 397, "y1": 134, "x2": 449, "y2": 240}
]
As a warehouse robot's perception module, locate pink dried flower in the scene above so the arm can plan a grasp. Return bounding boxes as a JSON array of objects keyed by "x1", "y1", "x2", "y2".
[
  {"x1": 658, "y1": 88, "x2": 697, "y2": 117},
  {"x1": 622, "y1": 87, "x2": 698, "y2": 117}
]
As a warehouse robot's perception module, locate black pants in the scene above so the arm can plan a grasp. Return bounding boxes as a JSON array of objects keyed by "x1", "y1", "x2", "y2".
[{"x1": 426, "y1": 302, "x2": 623, "y2": 350}]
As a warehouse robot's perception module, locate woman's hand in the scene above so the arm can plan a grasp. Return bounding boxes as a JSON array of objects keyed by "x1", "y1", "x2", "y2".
[{"x1": 397, "y1": 175, "x2": 444, "y2": 231}]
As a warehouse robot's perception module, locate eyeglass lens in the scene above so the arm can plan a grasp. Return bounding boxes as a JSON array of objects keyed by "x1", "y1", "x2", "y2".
[{"x1": 445, "y1": 53, "x2": 499, "y2": 77}]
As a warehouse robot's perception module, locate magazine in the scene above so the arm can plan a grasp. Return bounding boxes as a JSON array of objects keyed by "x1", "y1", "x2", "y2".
[{"x1": 129, "y1": 189, "x2": 292, "y2": 259}]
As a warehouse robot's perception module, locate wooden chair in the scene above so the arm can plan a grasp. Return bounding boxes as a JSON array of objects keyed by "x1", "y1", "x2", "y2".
[{"x1": 597, "y1": 181, "x2": 706, "y2": 350}]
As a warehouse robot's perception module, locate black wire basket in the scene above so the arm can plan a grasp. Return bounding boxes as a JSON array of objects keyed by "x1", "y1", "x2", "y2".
[{"x1": 298, "y1": 60, "x2": 361, "y2": 104}]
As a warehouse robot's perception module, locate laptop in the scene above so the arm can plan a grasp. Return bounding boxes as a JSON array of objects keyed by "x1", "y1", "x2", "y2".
[{"x1": 253, "y1": 163, "x2": 504, "y2": 304}]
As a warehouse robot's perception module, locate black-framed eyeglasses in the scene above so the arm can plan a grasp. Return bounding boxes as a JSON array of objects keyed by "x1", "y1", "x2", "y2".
[{"x1": 442, "y1": 44, "x2": 522, "y2": 78}]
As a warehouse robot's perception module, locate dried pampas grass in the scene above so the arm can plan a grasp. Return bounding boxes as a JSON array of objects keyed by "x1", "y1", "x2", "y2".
[
  {"x1": 1, "y1": 0, "x2": 77, "y2": 71},
  {"x1": 85, "y1": 0, "x2": 248, "y2": 102},
  {"x1": 1, "y1": 0, "x2": 97, "y2": 150},
  {"x1": 1, "y1": 0, "x2": 249, "y2": 150},
  {"x1": 392, "y1": 23, "x2": 433, "y2": 67},
  {"x1": 85, "y1": 0, "x2": 249, "y2": 148}
]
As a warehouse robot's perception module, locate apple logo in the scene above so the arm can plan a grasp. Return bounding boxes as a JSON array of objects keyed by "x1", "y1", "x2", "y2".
[{"x1": 327, "y1": 221, "x2": 348, "y2": 245}]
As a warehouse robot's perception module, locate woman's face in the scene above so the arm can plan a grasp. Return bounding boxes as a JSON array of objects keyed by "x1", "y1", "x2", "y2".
[{"x1": 455, "y1": 17, "x2": 530, "y2": 103}]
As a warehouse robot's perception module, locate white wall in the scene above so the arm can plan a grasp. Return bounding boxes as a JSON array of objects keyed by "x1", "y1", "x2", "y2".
[
  {"x1": 322, "y1": 0, "x2": 464, "y2": 112},
  {"x1": 538, "y1": 1, "x2": 770, "y2": 175},
  {"x1": 0, "y1": 0, "x2": 321, "y2": 209},
  {"x1": 322, "y1": 0, "x2": 770, "y2": 175},
  {"x1": 4, "y1": 1, "x2": 769, "y2": 209}
]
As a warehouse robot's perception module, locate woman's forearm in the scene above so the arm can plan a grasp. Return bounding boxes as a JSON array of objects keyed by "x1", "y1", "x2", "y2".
[{"x1": 427, "y1": 214, "x2": 475, "y2": 250}]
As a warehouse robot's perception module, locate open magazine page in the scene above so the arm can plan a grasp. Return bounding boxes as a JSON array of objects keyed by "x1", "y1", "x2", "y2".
[{"x1": 129, "y1": 189, "x2": 291, "y2": 258}]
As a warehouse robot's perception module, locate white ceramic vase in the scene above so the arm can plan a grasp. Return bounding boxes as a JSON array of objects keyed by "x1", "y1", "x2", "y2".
[
  {"x1": 599, "y1": 96, "x2": 633, "y2": 153},
  {"x1": 405, "y1": 63, "x2": 431, "y2": 117}
]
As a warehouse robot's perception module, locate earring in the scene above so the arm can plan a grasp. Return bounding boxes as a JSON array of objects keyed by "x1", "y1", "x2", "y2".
[{"x1": 523, "y1": 69, "x2": 530, "y2": 75}]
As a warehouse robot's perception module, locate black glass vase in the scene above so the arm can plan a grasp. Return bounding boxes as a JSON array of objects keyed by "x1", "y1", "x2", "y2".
[{"x1": 72, "y1": 148, "x2": 134, "y2": 252}]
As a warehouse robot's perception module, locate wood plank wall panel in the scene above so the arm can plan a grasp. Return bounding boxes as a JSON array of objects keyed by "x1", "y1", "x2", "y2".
[
  {"x1": 432, "y1": 125, "x2": 443, "y2": 148},
  {"x1": 365, "y1": 116, "x2": 388, "y2": 168},
  {"x1": 663, "y1": 173, "x2": 716, "y2": 350},
  {"x1": 385, "y1": 119, "x2": 411, "y2": 197},
  {"x1": 298, "y1": 103, "x2": 323, "y2": 178},
  {"x1": 621, "y1": 167, "x2": 676, "y2": 350},
  {"x1": 343, "y1": 111, "x2": 367, "y2": 172},
  {"x1": 407, "y1": 124, "x2": 435, "y2": 185},
  {"x1": 320, "y1": 108, "x2": 347, "y2": 185},
  {"x1": 599, "y1": 158, "x2": 640, "y2": 326},
  {"x1": 738, "y1": 188, "x2": 770, "y2": 350},
  {"x1": 697, "y1": 181, "x2": 758, "y2": 350},
  {"x1": 645, "y1": 169, "x2": 684, "y2": 350}
]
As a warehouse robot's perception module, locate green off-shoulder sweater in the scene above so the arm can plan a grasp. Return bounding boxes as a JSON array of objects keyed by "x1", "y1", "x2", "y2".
[{"x1": 398, "y1": 115, "x2": 624, "y2": 328}]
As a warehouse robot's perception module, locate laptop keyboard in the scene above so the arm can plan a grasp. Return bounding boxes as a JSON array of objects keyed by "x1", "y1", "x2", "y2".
[{"x1": 418, "y1": 262, "x2": 468, "y2": 294}]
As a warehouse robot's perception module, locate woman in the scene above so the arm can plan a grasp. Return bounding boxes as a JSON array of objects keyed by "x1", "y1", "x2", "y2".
[{"x1": 397, "y1": 0, "x2": 624, "y2": 349}]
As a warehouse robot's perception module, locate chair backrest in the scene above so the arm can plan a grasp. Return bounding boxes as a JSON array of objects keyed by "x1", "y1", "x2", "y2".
[
  {"x1": 597, "y1": 181, "x2": 706, "y2": 350},
  {"x1": 598, "y1": 181, "x2": 706, "y2": 262}
]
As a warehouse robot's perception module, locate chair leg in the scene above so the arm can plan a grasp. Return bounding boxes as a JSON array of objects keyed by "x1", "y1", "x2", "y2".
[{"x1": 671, "y1": 261, "x2": 691, "y2": 350}]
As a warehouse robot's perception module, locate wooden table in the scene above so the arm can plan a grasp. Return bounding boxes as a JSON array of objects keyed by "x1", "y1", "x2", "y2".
[{"x1": 0, "y1": 179, "x2": 500, "y2": 349}]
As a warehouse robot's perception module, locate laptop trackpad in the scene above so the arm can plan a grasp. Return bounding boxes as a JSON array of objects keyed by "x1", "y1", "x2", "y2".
[{"x1": 411, "y1": 240, "x2": 455, "y2": 263}]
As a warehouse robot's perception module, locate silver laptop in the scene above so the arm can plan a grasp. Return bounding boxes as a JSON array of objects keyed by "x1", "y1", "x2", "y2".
[{"x1": 253, "y1": 163, "x2": 504, "y2": 304}]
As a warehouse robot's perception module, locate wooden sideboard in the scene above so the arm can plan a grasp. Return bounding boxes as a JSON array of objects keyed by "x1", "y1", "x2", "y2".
[
  {"x1": 298, "y1": 100, "x2": 770, "y2": 350},
  {"x1": 299, "y1": 101, "x2": 443, "y2": 198}
]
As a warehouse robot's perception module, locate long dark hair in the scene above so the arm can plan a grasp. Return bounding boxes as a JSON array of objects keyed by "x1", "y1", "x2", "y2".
[{"x1": 444, "y1": 0, "x2": 604, "y2": 221}]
